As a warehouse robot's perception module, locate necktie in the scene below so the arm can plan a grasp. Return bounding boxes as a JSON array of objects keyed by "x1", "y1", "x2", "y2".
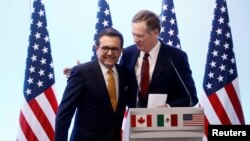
[
  {"x1": 107, "y1": 69, "x2": 117, "y2": 111},
  {"x1": 140, "y1": 53, "x2": 149, "y2": 97}
]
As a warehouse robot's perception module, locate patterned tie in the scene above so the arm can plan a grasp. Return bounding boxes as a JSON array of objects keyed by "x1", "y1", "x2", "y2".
[
  {"x1": 140, "y1": 53, "x2": 150, "y2": 97},
  {"x1": 107, "y1": 69, "x2": 117, "y2": 111}
]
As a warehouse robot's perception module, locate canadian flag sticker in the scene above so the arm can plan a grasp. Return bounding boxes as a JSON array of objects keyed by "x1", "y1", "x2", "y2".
[{"x1": 131, "y1": 114, "x2": 152, "y2": 127}]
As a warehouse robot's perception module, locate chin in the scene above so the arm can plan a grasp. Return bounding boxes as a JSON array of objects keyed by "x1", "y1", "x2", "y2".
[{"x1": 104, "y1": 62, "x2": 115, "y2": 67}]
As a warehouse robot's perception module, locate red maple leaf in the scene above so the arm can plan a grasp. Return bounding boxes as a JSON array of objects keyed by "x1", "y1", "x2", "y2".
[{"x1": 137, "y1": 117, "x2": 145, "y2": 124}]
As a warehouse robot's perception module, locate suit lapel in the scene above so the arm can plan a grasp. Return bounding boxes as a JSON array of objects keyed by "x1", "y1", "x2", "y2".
[
  {"x1": 92, "y1": 60, "x2": 111, "y2": 103},
  {"x1": 150, "y1": 43, "x2": 169, "y2": 87},
  {"x1": 132, "y1": 48, "x2": 140, "y2": 90}
]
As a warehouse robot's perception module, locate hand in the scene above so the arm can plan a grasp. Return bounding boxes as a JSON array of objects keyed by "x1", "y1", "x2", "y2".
[
  {"x1": 63, "y1": 60, "x2": 81, "y2": 78},
  {"x1": 76, "y1": 60, "x2": 81, "y2": 65},
  {"x1": 63, "y1": 67, "x2": 72, "y2": 78}
]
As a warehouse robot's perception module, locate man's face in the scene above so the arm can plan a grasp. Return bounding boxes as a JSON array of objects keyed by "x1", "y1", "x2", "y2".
[
  {"x1": 96, "y1": 35, "x2": 122, "y2": 69},
  {"x1": 132, "y1": 21, "x2": 158, "y2": 52}
]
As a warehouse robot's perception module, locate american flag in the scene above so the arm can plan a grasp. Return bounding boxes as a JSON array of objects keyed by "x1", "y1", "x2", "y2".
[
  {"x1": 17, "y1": 0, "x2": 58, "y2": 140},
  {"x1": 183, "y1": 114, "x2": 204, "y2": 126},
  {"x1": 91, "y1": 0, "x2": 113, "y2": 61},
  {"x1": 159, "y1": 0, "x2": 181, "y2": 49},
  {"x1": 200, "y1": 0, "x2": 245, "y2": 139}
]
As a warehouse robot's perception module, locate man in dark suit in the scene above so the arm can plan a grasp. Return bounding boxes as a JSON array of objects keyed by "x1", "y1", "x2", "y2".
[
  {"x1": 55, "y1": 28, "x2": 127, "y2": 141},
  {"x1": 62, "y1": 10, "x2": 198, "y2": 108},
  {"x1": 120, "y1": 10, "x2": 198, "y2": 108}
]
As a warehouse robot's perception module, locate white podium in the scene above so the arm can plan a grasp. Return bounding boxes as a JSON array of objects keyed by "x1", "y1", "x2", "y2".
[{"x1": 122, "y1": 107, "x2": 204, "y2": 141}]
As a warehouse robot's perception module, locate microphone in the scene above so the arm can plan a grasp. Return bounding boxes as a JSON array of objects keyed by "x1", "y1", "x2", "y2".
[{"x1": 168, "y1": 58, "x2": 193, "y2": 107}]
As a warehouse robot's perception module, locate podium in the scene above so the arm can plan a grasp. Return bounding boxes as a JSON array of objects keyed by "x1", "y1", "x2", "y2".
[{"x1": 122, "y1": 107, "x2": 204, "y2": 141}]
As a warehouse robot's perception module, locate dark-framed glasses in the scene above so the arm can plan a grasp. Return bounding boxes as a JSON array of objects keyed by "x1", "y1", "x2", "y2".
[{"x1": 100, "y1": 47, "x2": 121, "y2": 54}]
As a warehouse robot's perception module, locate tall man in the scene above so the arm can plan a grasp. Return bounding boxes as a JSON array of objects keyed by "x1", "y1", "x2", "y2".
[
  {"x1": 55, "y1": 28, "x2": 127, "y2": 141},
  {"x1": 120, "y1": 10, "x2": 198, "y2": 108}
]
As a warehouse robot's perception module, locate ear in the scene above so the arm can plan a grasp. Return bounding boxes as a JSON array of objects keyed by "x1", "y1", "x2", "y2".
[
  {"x1": 153, "y1": 29, "x2": 159, "y2": 35},
  {"x1": 95, "y1": 45, "x2": 99, "y2": 51},
  {"x1": 119, "y1": 48, "x2": 124, "y2": 55}
]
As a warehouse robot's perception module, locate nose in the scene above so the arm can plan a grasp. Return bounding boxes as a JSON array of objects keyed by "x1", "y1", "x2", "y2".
[
  {"x1": 107, "y1": 49, "x2": 113, "y2": 55},
  {"x1": 133, "y1": 36, "x2": 139, "y2": 43}
]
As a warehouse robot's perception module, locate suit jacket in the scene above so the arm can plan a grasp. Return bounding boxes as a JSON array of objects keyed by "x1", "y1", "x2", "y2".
[
  {"x1": 120, "y1": 40, "x2": 198, "y2": 108},
  {"x1": 55, "y1": 60, "x2": 127, "y2": 141}
]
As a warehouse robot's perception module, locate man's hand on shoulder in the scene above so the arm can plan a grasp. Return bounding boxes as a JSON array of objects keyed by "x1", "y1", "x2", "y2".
[{"x1": 63, "y1": 60, "x2": 81, "y2": 78}]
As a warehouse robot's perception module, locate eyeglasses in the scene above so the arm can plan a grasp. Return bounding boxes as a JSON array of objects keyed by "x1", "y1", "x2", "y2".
[{"x1": 100, "y1": 47, "x2": 121, "y2": 54}]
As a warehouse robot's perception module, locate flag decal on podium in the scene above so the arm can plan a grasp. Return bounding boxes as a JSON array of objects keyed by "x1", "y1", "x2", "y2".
[
  {"x1": 131, "y1": 115, "x2": 152, "y2": 127},
  {"x1": 183, "y1": 114, "x2": 204, "y2": 126},
  {"x1": 157, "y1": 114, "x2": 178, "y2": 127}
]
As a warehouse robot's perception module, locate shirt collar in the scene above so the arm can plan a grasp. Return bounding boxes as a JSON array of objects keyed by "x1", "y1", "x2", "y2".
[
  {"x1": 140, "y1": 40, "x2": 161, "y2": 61},
  {"x1": 98, "y1": 61, "x2": 116, "y2": 75}
]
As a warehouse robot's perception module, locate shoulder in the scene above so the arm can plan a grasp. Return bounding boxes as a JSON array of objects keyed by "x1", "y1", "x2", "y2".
[
  {"x1": 116, "y1": 63, "x2": 127, "y2": 73},
  {"x1": 123, "y1": 44, "x2": 137, "y2": 53},
  {"x1": 161, "y1": 42, "x2": 185, "y2": 53},
  {"x1": 160, "y1": 42, "x2": 187, "y2": 58},
  {"x1": 121, "y1": 44, "x2": 138, "y2": 60},
  {"x1": 73, "y1": 61, "x2": 93, "y2": 70},
  {"x1": 71, "y1": 60, "x2": 98, "y2": 76}
]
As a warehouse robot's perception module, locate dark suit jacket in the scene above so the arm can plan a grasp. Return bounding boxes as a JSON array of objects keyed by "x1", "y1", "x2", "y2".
[
  {"x1": 55, "y1": 60, "x2": 127, "y2": 141},
  {"x1": 120, "y1": 41, "x2": 198, "y2": 108}
]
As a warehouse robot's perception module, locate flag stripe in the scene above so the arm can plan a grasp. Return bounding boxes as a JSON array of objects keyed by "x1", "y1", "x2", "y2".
[
  {"x1": 131, "y1": 115, "x2": 136, "y2": 127},
  {"x1": 21, "y1": 101, "x2": 50, "y2": 141},
  {"x1": 122, "y1": 106, "x2": 129, "y2": 130},
  {"x1": 157, "y1": 115, "x2": 164, "y2": 127},
  {"x1": 225, "y1": 82, "x2": 244, "y2": 124},
  {"x1": 146, "y1": 115, "x2": 152, "y2": 127},
  {"x1": 204, "y1": 116, "x2": 210, "y2": 139},
  {"x1": 38, "y1": 89, "x2": 57, "y2": 129},
  {"x1": 44, "y1": 86, "x2": 58, "y2": 114},
  {"x1": 171, "y1": 114, "x2": 178, "y2": 126},
  {"x1": 17, "y1": 125, "x2": 28, "y2": 141},
  {"x1": 200, "y1": 89, "x2": 220, "y2": 124},
  {"x1": 19, "y1": 112, "x2": 38, "y2": 141},
  {"x1": 209, "y1": 91, "x2": 231, "y2": 124},
  {"x1": 29, "y1": 98, "x2": 52, "y2": 140},
  {"x1": 17, "y1": 126, "x2": 28, "y2": 141},
  {"x1": 217, "y1": 84, "x2": 240, "y2": 124}
]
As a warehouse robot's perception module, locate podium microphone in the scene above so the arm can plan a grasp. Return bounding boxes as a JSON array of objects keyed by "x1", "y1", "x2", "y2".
[{"x1": 168, "y1": 58, "x2": 193, "y2": 107}]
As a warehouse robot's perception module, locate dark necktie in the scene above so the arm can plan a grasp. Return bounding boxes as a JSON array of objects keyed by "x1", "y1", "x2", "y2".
[
  {"x1": 107, "y1": 69, "x2": 117, "y2": 111},
  {"x1": 140, "y1": 53, "x2": 149, "y2": 98}
]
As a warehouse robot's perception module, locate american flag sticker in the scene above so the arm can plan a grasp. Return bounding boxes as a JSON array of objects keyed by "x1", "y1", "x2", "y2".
[{"x1": 183, "y1": 114, "x2": 204, "y2": 126}]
